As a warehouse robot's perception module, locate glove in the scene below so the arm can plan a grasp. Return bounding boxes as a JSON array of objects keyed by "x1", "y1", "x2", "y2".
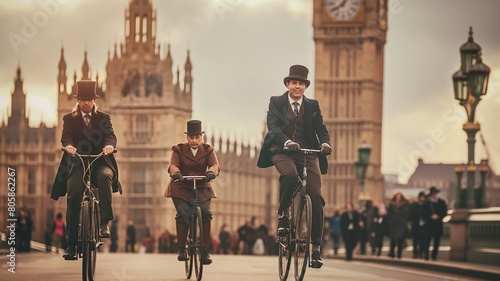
[
  {"x1": 285, "y1": 141, "x2": 300, "y2": 152},
  {"x1": 320, "y1": 144, "x2": 332, "y2": 155},
  {"x1": 172, "y1": 172, "x2": 182, "y2": 181},
  {"x1": 206, "y1": 172, "x2": 216, "y2": 182}
]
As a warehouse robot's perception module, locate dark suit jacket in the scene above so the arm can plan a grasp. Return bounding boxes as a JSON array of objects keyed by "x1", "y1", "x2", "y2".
[
  {"x1": 257, "y1": 92, "x2": 331, "y2": 174},
  {"x1": 165, "y1": 143, "x2": 220, "y2": 202},
  {"x1": 50, "y1": 110, "x2": 122, "y2": 200},
  {"x1": 427, "y1": 197, "x2": 448, "y2": 236},
  {"x1": 340, "y1": 211, "x2": 360, "y2": 238}
]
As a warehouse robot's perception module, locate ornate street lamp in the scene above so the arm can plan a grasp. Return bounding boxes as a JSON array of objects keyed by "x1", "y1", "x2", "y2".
[
  {"x1": 452, "y1": 27, "x2": 491, "y2": 209},
  {"x1": 355, "y1": 142, "x2": 371, "y2": 208}
]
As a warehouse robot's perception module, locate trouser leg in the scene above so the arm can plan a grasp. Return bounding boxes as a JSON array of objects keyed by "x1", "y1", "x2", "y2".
[
  {"x1": 92, "y1": 164, "x2": 114, "y2": 223},
  {"x1": 203, "y1": 222, "x2": 211, "y2": 251},
  {"x1": 66, "y1": 166, "x2": 85, "y2": 246},
  {"x1": 272, "y1": 154, "x2": 298, "y2": 214},
  {"x1": 176, "y1": 222, "x2": 189, "y2": 251}
]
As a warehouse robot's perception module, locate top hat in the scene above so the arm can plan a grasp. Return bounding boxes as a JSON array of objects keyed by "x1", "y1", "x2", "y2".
[
  {"x1": 184, "y1": 120, "x2": 204, "y2": 135},
  {"x1": 428, "y1": 186, "x2": 440, "y2": 196},
  {"x1": 73, "y1": 80, "x2": 99, "y2": 99},
  {"x1": 283, "y1": 65, "x2": 310, "y2": 88}
]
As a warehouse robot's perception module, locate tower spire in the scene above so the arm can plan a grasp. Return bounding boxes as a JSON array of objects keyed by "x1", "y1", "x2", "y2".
[{"x1": 82, "y1": 49, "x2": 90, "y2": 80}]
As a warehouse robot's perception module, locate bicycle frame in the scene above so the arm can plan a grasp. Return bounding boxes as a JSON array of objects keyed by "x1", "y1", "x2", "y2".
[{"x1": 180, "y1": 175, "x2": 207, "y2": 281}]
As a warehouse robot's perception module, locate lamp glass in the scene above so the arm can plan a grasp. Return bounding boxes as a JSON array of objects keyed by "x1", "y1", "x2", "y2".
[{"x1": 452, "y1": 70, "x2": 468, "y2": 101}]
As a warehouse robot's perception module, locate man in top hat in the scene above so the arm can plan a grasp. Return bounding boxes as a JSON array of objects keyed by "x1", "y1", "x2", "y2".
[
  {"x1": 51, "y1": 80, "x2": 122, "y2": 260},
  {"x1": 165, "y1": 120, "x2": 220, "y2": 265},
  {"x1": 409, "y1": 191, "x2": 432, "y2": 259},
  {"x1": 257, "y1": 65, "x2": 332, "y2": 268},
  {"x1": 424, "y1": 186, "x2": 447, "y2": 261}
]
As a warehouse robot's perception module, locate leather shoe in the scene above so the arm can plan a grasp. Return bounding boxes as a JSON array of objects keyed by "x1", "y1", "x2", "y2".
[
  {"x1": 202, "y1": 250, "x2": 212, "y2": 265},
  {"x1": 177, "y1": 249, "x2": 188, "y2": 261},
  {"x1": 311, "y1": 250, "x2": 323, "y2": 269},
  {"x1": 63, "y1": 245, "x2": 77, "y2": 260},
  {"x1": 100, "y1": 224, "x2": 110, "y2": 238},
  {"x1": 277, "y1": 216, "x2": 289, "y2": 236}
]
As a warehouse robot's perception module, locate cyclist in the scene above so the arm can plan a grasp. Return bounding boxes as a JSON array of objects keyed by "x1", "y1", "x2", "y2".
[
  {"x1": 50, "y1": 80, "x2": 122, "y2": 260},
  {"x1": 165, "y1": 120, "x2": 220, "y2": 265},
  {"x1": 257, "y1": 65, "x2": 331, "y2": 268}
]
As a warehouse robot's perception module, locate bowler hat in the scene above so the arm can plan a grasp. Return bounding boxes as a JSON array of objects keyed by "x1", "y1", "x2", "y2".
[
  {"x1": 283, "y1": 65, "x2": 310, "y2": 88},
  {"x1": 73, "y1": 80, "x2": 99, "y2": 99},
  {"x1": 184, "y1": 120, "x2": 204, "y2": 135},
  {"x1": 428, "y1": 186, "x2": 440, "y2": 196}
]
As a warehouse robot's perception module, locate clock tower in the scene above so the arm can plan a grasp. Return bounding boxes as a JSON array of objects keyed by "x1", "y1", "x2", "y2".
[{"x1": 313, "y1": 0, "x2": 387, "y2": 210}]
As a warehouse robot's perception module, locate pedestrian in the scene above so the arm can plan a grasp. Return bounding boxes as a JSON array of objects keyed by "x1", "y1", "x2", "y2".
[
  {"x1": 340, "y1": 202, "x2": 360, "y2": 261},
  {"x1": 165, "y1": 120, "x2": 220, "y2": 265},
  {"x1": 51, "y1": 80, "x2": 122, "y2": 260},
  {"x1": 257, "y1": 64, "x2": 332, "y2": 269},
  {"x1": 158, "y1": 230, "x2": 171, "y2": 253},
  {"x1": 424, "y1": 186, "x2": 448, "y2": 261},
  {"x1": 126, "y1": 220, "x2": 136, "y2": 253},
  {"x1": 237, "y1": 221, "x2": 250, "y2": 254},
  {"x1": 219, "y1": 224, "x2": 231, "y2": 254},
  {"x1": 409, "y1": 191, "x2": 431, "y2": 259},
  {"x1": 371, "y1": 202, "x2": 388, "y2": 256},
  {"x1": 329, "y1": 210, "x2": 341, "y2": 255},
  {"x1": 16, "y1": 207, "x2": 33, "y2": 252},
  {"x1": 52, "y1": 212, "x2": 65, "y2": 254},
  {"x1": 142, "y1": 227, "x2": 155, "y2": 253},
  {"x1": 359, "y1": 200, "x2": 376, "y2": 255},
  {"x1": 110, "y1": 219, "x2": 118, "y2": 252},
  {"x1": 387, "y1": 192, "x2": 410, "y2": 259}
]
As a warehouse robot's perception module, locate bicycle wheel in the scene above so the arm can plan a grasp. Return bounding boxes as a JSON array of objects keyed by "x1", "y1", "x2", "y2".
[
  {"x1": 278, "y1": 207, "x2": 292, "y2": 281},
  {"x1": 194, "y1": 207, "x2": 204, "y2": 281},
  {"x1": 294, "y1": 195, "x2": 312, "y2": 281},
  {"x1": 185, "y1": 218, "x2": 194, "y2": 279},
  {"x1": 87, "y1": 202, "x2": 99, "y2": 281},
  {"x1": 81, "y1": 200, "x2": 90, "y2": 281}
]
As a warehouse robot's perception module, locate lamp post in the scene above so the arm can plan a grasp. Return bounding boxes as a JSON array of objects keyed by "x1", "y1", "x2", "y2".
[
  {"x1": 355, "y1": 142, "x2": 371, "y2": 208},
  {"x1": 452, "y1": 27, "x2": 490, "y2": 209}
]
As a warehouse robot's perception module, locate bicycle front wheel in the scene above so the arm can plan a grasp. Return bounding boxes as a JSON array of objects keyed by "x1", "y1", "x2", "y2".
[
  {"x1": 81, "y1": 201, "x2": 90, "y2": 281},
  {"x1": 185, "y1": 218, "x2": 194, "y2": 279},
  {"x1": 294, "y1": 195, "x2": 312, "y2": 281},
  {"x1": 278, "y1": 229, "x2": 292, "y2": 280},
  {"x1": 87, "y1": 202, "x2": 99, "y2": 281},
  {"x1": 194, "y1": 207, "x2": 204, "y2": 281}
]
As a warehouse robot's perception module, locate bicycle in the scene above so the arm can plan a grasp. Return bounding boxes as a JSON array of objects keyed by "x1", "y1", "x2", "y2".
[
  {"x1": 178, "y1": 175, "x2": 206, "y2": 281},
  {"x1": 62, "y1": 148, "x2": 115, "y2": 281},
  {"x1": 278, "y1": 148, "x2": 320, "y2": 281}
]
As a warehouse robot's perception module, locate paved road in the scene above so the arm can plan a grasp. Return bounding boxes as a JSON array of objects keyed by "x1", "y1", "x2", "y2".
[{"x1": 1, "y1": 252, "x2": 485, "y2": 281}]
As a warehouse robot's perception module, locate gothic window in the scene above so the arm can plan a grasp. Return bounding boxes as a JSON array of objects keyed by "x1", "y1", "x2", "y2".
[
  {"x1": 28, "y1": 168, "x2": 36, "y2": 194},
  {"x1": 136, "y1": 115, "x2": 149, "y2": 138},
  {"x1": 145, "y1": 73, "x2": 162, "y2": 97},
  {"x1": 142, "y1": 16, "x2": 147, "y2": 43},
  {"x1": 46, "y1": 168, "x2": 54, "y2": 194},
  {"x1": 132, "y1": 166, "x2": 146, "y2": 194},
  {"x1": 135, "y1": 15, "x2": 140, "y2": 42}
]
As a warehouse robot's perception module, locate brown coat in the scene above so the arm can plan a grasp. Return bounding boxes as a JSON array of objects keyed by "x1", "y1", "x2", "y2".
[{"x1": 164, "y1": 143, "x2": 220, "y2": 202}]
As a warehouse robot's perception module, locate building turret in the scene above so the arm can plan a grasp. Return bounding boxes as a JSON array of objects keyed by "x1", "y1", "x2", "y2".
[
  {"x1": 82, "y1": 49, "x2": 90, "y2": 80},
  {"x1": 184, "y1": 49, "x2": 192, "y2": 93},
  {"x1": 58, "y1": 47, "x2": 67, "y2": 95}
]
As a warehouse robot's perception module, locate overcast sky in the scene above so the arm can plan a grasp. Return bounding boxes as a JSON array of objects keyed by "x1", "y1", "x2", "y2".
[{"x1": 1, "y1": 0, "x2": 500, "y2": 182}]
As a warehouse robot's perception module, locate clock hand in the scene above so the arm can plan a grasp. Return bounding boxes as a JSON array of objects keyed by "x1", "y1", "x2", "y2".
[{"x1": 329, "y1": 0, "x2": 348, "y2": 12}]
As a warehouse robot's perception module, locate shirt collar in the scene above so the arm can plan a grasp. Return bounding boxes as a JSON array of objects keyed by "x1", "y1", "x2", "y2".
[
  {"x1": 81, "y1": 110, "x2": 92, "y2": 117},
  {"x1": 288, "y1": 95, "x2": 303, "y2": 106},
  {"x1": 190, "y1": 147, "x2": 198, "y2": 156}
]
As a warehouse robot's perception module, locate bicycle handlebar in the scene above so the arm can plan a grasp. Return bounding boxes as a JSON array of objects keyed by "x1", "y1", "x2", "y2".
[
  {"x1": 181, "y1": 176, "x2": 207, "y2": 181},
  {"x1": 61, "y1": 147, "x2": 117, "y2": 157},
  {"x1": 283, "y1": 147, "x2": 321, "y2": 154}
]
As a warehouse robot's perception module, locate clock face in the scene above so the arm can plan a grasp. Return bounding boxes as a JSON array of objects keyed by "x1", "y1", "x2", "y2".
[{"x1": 326, "y1": 0, "x2": 362, "y2": 21}]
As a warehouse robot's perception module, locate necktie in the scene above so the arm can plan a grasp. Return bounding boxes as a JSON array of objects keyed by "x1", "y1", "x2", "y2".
[
  {"x1": 84, "y1": 114, "x2": 90, "y2": 126},
  {"x1": 292, "y1": 102, "x2": 299, "y2": 116}
]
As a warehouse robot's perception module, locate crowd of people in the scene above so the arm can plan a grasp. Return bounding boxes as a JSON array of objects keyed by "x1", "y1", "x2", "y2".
[{"x1": 327, "y1": 186, "x2": 448, "y2": 261}]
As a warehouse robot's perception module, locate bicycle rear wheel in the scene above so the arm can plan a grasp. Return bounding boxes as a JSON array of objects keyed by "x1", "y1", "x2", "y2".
[
  {"x1": 87, "y1": 201, "x2": 99, "y2": 281},
  {"x1": 81, "y1": 200, "x2": 90, "y2": 281},
  {"x1": 278, "y1": 232, "x2": 292, "y2": 280},
  {"x1": 294, "y1": 195, "x2": 312, "y2": 281},
  {"x1": 185, "y1": 218, "x2": 194, "y2": 279},
  {"x1": 194, "y1": 207, "x2": 204, "y2": 281}
]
